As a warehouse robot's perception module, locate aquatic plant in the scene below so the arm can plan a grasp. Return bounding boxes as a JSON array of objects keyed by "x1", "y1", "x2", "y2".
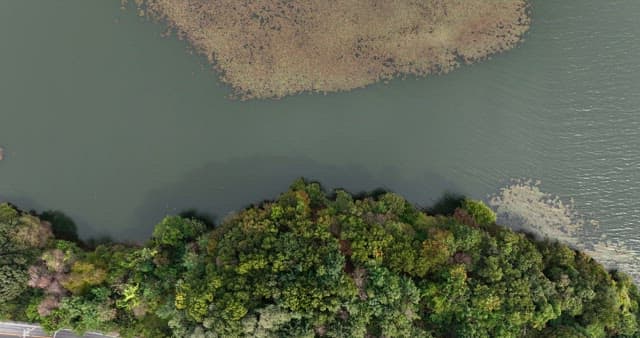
[
  {"x1": 490, "y1": 179, "x2": 640, "y2": 284},
  {"x1": 130, "y1": 0, "x2": 530, "y2": 99}
]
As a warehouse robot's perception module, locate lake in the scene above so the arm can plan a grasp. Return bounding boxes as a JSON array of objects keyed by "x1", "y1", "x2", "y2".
[{"x1": 1, "y1": 0, "x2": 639, "y2": 271}]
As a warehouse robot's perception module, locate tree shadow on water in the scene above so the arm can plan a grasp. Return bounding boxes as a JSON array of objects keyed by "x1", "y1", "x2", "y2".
[
  {"x1": 0, "y1": 193, "x2": 115, "y2": 246},
  {"x1": 129, "y1": 155, "x2": 463, "y2": 240},
  {"x1": 178, "y1": 208, "x2": 216, "y2": 229},
  {"x1": 424, "y1": 192, "x2": 466, "y2": 216},
  {"x1": 39, "y1": 210, "x2": 80, "y2": 243},
  {"x1": 25, "y1": 208, "x2": 116, "y2": 249}
]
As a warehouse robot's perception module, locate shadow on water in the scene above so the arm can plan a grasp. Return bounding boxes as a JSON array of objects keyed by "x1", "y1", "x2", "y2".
[
  {"x1": 39, "y1": 210, "x2": 80, "y2": 243},
  {"x1": 2, "y1": 155, "x2": 466, "y2": 242},
  {"x1": 0, "y1": 193, "x2": 111, "y2": 242},
  {"x1": 424, "y1": 192, "x2": 466, "y2": 216},
  {"x1": 178, "y1": 209, "x2": 216, "y2": 229},
  {"x1": 37, "y1": 210, "x2": 117, "y2": 249},
  {"x1": 128, "y1": 155, "x2": 463, "y2": 240}
]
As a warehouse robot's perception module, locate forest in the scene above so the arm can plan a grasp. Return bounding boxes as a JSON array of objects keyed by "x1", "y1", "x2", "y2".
[{"x1": 1, "y1": 179, "x2": 639, "y2": 337}]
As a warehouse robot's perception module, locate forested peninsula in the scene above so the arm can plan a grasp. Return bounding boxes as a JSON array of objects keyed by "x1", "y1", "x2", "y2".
[
  {"x1": 2, "y1": 180, "x2": 639, "y2": 337},
  {"x1": 131, "y1": 0, "x2": 531, "y2": 99}
]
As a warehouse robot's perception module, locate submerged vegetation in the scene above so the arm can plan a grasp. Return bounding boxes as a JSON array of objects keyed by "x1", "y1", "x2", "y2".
[
  {"x1": 491, "y1": 180, "x2": 640, "y2": 286},
  {"x1": 129, "y1": 0, "x2": 531, "y2": 99},
  {"x1": 2, "y1": 180, "x2": 639, "y2": 337}
]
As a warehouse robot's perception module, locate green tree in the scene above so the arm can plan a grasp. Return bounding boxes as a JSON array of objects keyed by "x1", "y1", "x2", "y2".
[
  {"x1": 462, "y1": 199, "x2": 497, "y2": 225},
  {"x1": 4, "y1": 181, "x2": 640, "y2": 337},
  {"x1": 0, "y1": 203, "x2": 51, "y2": 312}
]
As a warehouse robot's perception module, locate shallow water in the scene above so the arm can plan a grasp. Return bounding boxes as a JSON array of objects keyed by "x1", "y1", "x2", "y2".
[{"x1": 0, "y1": 0, "x2": 639, "y2": 268}]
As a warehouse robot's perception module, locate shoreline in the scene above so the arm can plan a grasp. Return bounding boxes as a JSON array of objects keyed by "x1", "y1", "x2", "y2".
[{"x1": 3, "y1": 180, "x2": 639, "y2": 337}]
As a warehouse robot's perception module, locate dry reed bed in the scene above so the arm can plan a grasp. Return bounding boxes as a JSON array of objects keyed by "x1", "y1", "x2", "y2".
[{"x1": 140, "y1": 0, "x2": 530, "y2": 99}]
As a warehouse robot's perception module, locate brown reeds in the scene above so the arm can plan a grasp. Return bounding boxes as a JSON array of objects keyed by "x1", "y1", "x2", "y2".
[{"x1": 140, "y1": 0, "x2": 531, "y2": 99}]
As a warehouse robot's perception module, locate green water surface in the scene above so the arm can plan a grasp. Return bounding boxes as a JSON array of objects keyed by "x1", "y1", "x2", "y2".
[{"x1": 0, "y1": 0, "x2": 639, "y2": 249}]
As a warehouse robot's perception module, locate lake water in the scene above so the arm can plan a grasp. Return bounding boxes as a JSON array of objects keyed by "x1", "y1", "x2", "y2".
[{"x1": 1, "y1": 0, "x2": 639, "y2": 266}]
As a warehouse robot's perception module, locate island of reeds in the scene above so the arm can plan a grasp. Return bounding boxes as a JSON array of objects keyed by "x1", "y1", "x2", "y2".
[{"x1": 132, "y1": 0, "x2": 531, "y2": 99}]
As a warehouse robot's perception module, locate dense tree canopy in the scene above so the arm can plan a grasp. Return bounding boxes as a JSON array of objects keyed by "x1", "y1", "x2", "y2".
[
  {"x1": 1, "y1": 180, "x2": 639, "y2": 337},
  {"x1": 0, "y1": 203, "x2": 52, "y2": 315}
]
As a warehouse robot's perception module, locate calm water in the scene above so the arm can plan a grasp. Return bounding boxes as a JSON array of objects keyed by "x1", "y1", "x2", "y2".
[{"x1": 1, "y1": 0, "x2": 639, "y2": 256}]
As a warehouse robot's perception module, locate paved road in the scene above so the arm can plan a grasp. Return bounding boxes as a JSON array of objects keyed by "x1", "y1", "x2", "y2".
[{"x1": 0, "y1": 322, "x2": 113, "y2": 338}]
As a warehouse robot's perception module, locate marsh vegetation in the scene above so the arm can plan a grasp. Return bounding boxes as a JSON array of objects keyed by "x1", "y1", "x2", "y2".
[{"x1": 136, "y1": 0, "x2": 530, "y2": 99}]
